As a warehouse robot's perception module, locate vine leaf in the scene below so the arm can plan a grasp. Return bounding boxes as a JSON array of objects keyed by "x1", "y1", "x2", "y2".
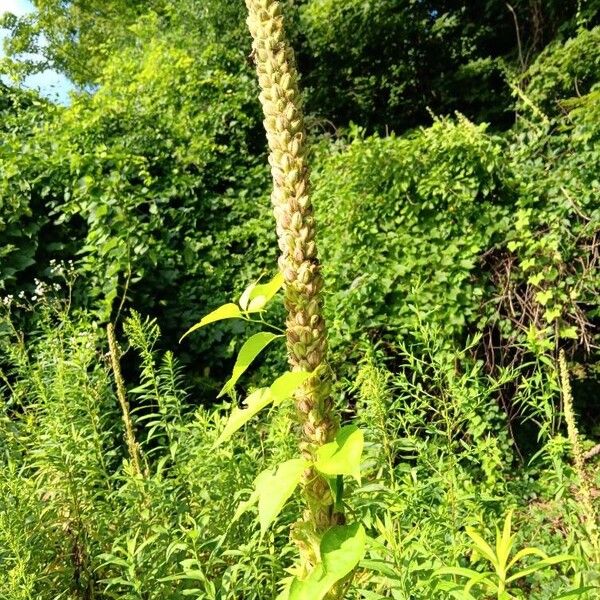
[
  {"x1": 218, "y1": 332, "x2": 281, "y2": 398},
  {"x1": 239, "y1": 272, "x2": 285, "y2": 312},
  {"x1": 288, "y1": 523, "x2": 367, "y2": 600},
  {"x1": 314, "y1": 425, "x2": 364, "y2": 484},
  {"x1": 215, "y1": 371, "x2": 311, "y2": 445},
  {"x1": 255, "y1": 458, "x2": 307, "y2": 535},
  {"x1": 180, "y1": 303, "x2": 242, "y2": 341}
]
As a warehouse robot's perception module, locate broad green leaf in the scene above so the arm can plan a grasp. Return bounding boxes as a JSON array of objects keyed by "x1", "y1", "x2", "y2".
[
  {"x1": 180, "y1": 303, "x2": 242, "y2": 341},
  {"x1": 218, "y1": 332, "x2": 281, "y2": 398},
  {"x1": 255, "y1": 458, "x2": 307, "y2": 534},
  {"x1": 271, "y1": 371, "x2": 312, "y2": 404},
  {"x1": 215, "y1": 388, "x2": 272, "y2": 445},
  {"x1": 215, "y1": 371, "x2": 310, "y2": 445},
  {"x1": 275, "y1": 579, "x2": 293, "y2": 600},
  {"x1": 231, "y1": 489, "x2": 259, "y2": 523},
  {"x1": 289, "y1": 523, "x2": 366, "y2": 600},
  {"x1": 315, "y1": 425, "x2": 364, "y2": 484},
  {"x1": 239, "y1": 272, "x2": 284, "y2": 312}
]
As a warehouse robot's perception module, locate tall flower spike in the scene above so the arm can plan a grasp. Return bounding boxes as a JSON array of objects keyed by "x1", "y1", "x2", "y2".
[
  {"x1": 558, "y1": 350, "x2": 599, "y2": 560},
  {"x1": 107, "y1": 323, "x2": 143, "y2": 477},
  {"x1": 245, "y1": 0, "x2": 339, "y2": 574}
]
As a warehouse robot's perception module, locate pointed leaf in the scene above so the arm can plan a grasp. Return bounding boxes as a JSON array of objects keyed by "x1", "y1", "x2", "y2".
[
  {"x1": 507, "y1": 546, "x2": 547, "y2": 572},
  {"x1": 553, "y1": 587, "x2": 598, "y2": 599},
  {"x1": 239, "y1": 272, "x2": 284, "y2": 312},
  {"x1": 256, "y1": 458, "x2": 307, "y2": 534},
  {"x1": 315, "y1": 425, "x2": 364, "y2": 484},
  {"x1": 231, "y1": 490, "x2": 259, "y2": 523},
  {"x1": 506, "y1": 555, "x2": 577, "y2": 583},
  {"x1": 218, "y1": 332, "x2": 281, "y2": 398},
  {"x1": 289, "y1": 523, "x2": 367, "y2": 600},
  {"x1": 247, "y1": 272, "x2": 285, "y2": 312},
  {"x1": 239, "y1": 283, "x2": 257, "y2": 312},
  {"x1": 270, "y1": 371, "x2": 312, "y2": 404},
  {"x1": 466, "y1": 528, "x2": 498, "y2": 569},
  {"x1": 215, "y1": 388, "x2": 273, "y2": 445},
  {"x1": 180, "y1": 303, "x2": 242, "y2": 341},
  {"x1": 275, "y1": 579, "x2": 294, "y2": 600},
  {"x1": 215, "y1": 371, "x2": 310, "y2": 445},
  {"x1": 464, "y1": 572, "x2": 495, "y2": 593},
  {"x1": 434, "y1": 567, "x2": 486, "y2": 579},
  {"x1": 496, "y1": 511, "x2": 514, "y2": 570}
]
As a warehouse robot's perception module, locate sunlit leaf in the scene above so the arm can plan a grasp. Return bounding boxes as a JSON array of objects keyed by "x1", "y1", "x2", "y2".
[
  {"x1": 218, "y1": 332, "x2": 281, "y2": 398},
  {"x1": 255, "y1": 458, "x2": 307, "y2": 534},
  {"x1": 507, "y1": 546, "x2": 547, "y2": 571},
  {"x1": 239, "y1": 272, "x2": 284, "y2": 312},
  {"x1": 465, "y1": 528, "x2": 498, "y2": 568},
  {"x1": 215, "y1": 388, "x2": 272, "y2": 445},
  {"x1": 231, "y1": 489, "x2": 259, "y2": 524},
  {"x1": 553, "y1": 586, "x2": 599, "y2": 599},
  {"x1": 271, "y1": 370, "x2": 311, "y2": 404},
  {"x1": 434, "y1": 567, "x2": 487, "y2": 580},
  {"x1": 180, "y1": 303, "x2": 242, "y2": 341},
  {"x1": 289, "y1": 523, "x2": 366, "y2": 600},
  {"x1": 506, "y1": 555, "x2": 576, "y2": 583},
  {"x1": 215, "y1": 371, "x2": 310, "y2": 445},
  {"x1": 495, "y1": 510, "x2": 514, "y2": 570},
  {"x1": 239, "y1": 283, "x2": 257, "y2": 312},
  {"x1": 315, "y1": 425, "x2": 364, "y2": 484}
]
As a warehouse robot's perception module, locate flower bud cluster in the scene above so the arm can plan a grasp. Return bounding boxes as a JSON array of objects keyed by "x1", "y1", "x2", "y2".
[{"x1": 246, "y1": 0, "x2": 339, "y2": 551}]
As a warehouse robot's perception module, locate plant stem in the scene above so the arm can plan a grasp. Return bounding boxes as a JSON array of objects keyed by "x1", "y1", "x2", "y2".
[
  {"x1": 558, "y1": 349, "x2": 599, "y2": 561},
  {"x1": 107, "y1": 323, "x2": 143, "y2": 477},
  {"x1": 245, "y1": 0, "x2": 340, "y2": 577}
]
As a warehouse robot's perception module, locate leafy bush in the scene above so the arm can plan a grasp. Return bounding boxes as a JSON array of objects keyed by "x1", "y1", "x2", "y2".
[
  {"x1": 524, "y1": 26, "x2": 600, "y2": 115},
  {"x1": 0, "y1": 301, "x2": 298, "y2": 599},
  {"x1": 1, "y1": 299, "x2": 596, "y2": 599},
  {"x1": 0, "y1": 85, "x2": 61, "y2": 292},
  {"x1": 313, "y1": 117, "x2": 513, "y2": 348}
]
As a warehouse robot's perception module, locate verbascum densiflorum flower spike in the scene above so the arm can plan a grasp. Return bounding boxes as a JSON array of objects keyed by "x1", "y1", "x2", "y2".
[
  {"x1": 559, "y1": 350, "x2": 599, "y2": 559},
  {"x1": 245, "y1": 0, "x2": 339, "y2": 572}
]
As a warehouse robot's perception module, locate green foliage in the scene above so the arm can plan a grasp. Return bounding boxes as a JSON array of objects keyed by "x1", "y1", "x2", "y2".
[
  {"x1": 1, "y1": 4, "x2": 600, "y2": 600},
  {"x1": 0, "y1": 298, "x2": 597, "y2": 599},
  {"x1": 0, "y1": 0, "x2": 248, "y2": 85},
  {"x1": 314, "y1": 116, "x2": 512, "y2": 346},
  {"x1": 287, "y1": 523, "x2": 367, "y2": 600},
  {"x1": 435, "y1": 511, "x2": 577, "y2": 598},
  {"x1": 216, "y1": 371, "x2": 311, "y2": 445},
  {"x1": 218, "y1": 331, "x2": 281, "y2": 397},
  {"x1": 255, "y1": 458, "x2": 307, "y2": 535},
  {"x1": 1, "y1": 20, "x2": 275, "y2": 383},
  {"x1": 0, "y1": 303, "x2": 298, "y2": 599},
  {"x1": 523, "y1": 26, "x2": 600, "y2": 115},
  {"x1": 292, "y1": 0, "x2": 584, "y2": 131},
  {"x1": 0, "y1": 84, "x2": 60, "y2": 292},
  {"x1": 315, "y1": 425, "x2": 364, "y2": 484},
  {"x1": 181, "y1": 269, "x2": 366, "y2": 596}
]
